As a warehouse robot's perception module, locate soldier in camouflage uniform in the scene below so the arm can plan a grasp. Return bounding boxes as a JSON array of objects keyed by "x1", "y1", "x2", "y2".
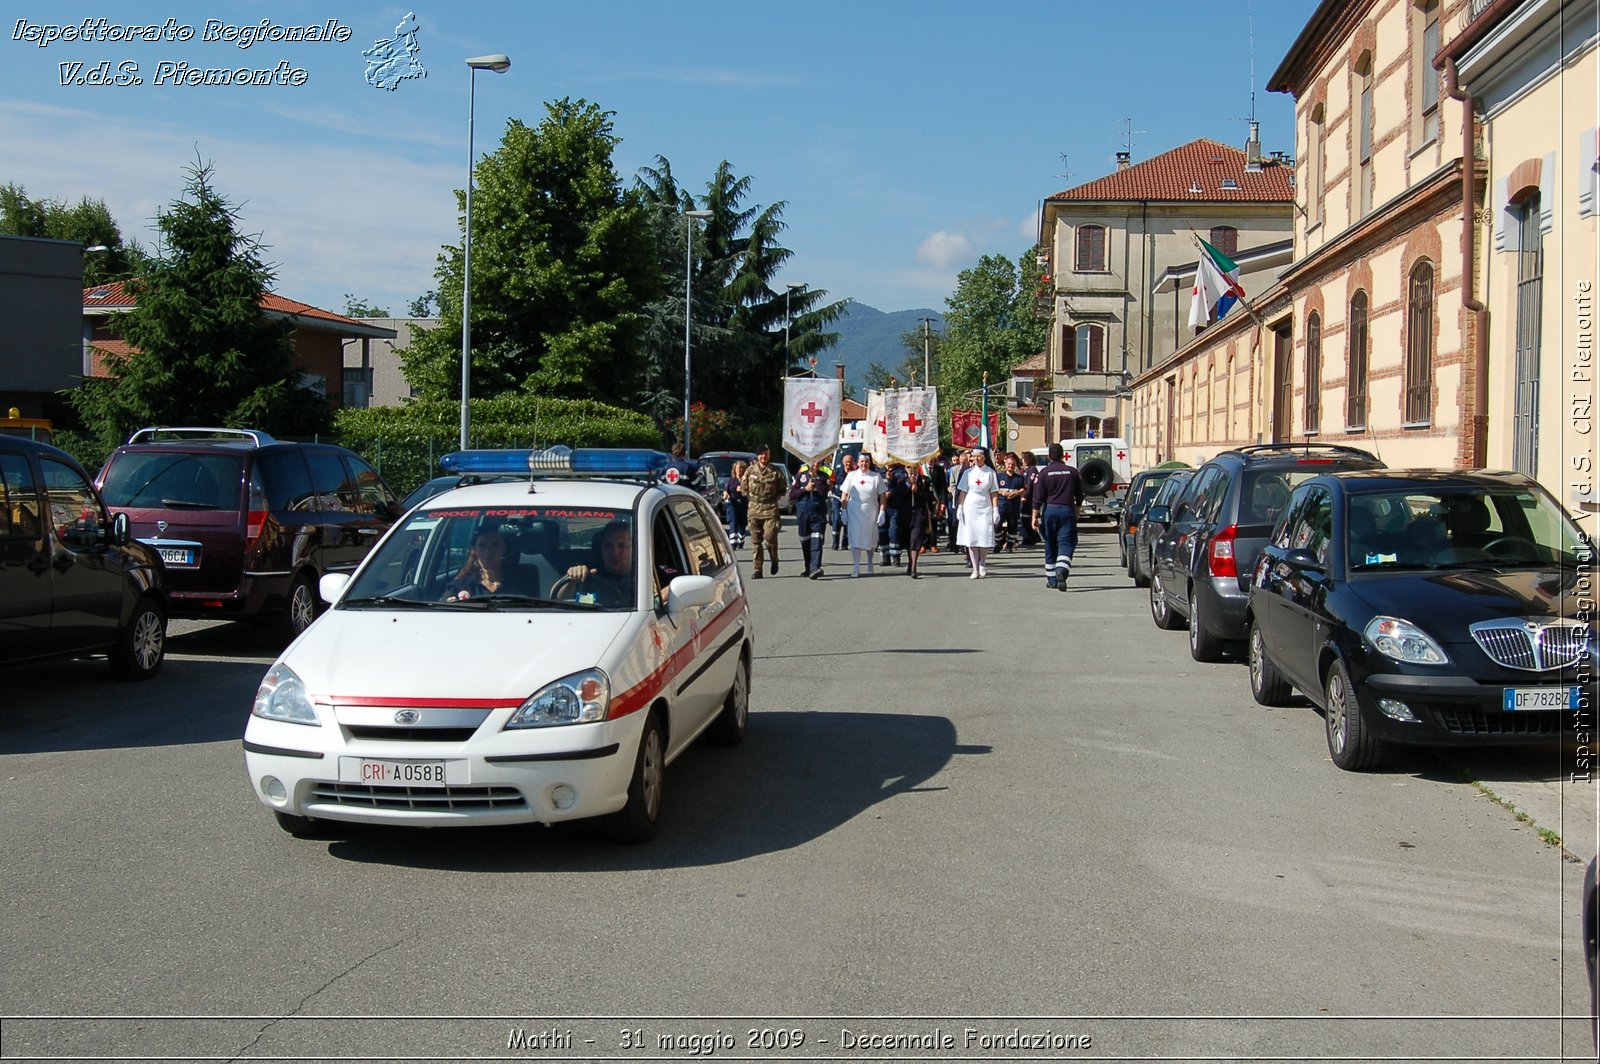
[{"x1": 740, "y1": 444, "x2": 787, "y2": 578}]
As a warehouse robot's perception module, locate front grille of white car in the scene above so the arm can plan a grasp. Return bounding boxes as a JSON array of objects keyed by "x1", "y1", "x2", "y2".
[{"x1": 310, "y1": 782, "x2": 525, "y2": 811}]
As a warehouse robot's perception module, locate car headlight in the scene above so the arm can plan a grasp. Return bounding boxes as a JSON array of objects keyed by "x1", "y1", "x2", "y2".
[
  {"x1": 506, "y1": 669, "x2": 610, "y2": 728},
  {"x1": 251, "y1": 663, "x2": 320, "y2": 725},
  {"x1": 1364, "y1": 616, "x2": 1450, "y2": 665}
]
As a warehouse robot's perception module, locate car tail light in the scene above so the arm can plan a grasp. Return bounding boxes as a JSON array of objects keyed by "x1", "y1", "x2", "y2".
[
  {"x1": 246, "y1": 483, "x2": 268, "y2": 549},
  {"x1": 1209, "y1": 524, "x2": 1238, "y2": 578}
]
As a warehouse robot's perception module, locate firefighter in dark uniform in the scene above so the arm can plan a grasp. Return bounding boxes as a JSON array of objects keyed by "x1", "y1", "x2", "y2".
[
  {"x1": 790, "y1": 463, "x2": 831, "y2": 579},
  {"x1": 1029, "y1": 442, "x2": 1085, "y2": 591}
]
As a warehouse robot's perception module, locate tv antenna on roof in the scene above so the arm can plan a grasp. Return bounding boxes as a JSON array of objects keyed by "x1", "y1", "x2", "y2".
[
  {"x1": 1120, "y1": 117, "x2": 1148, "y2": 158},
  {"x1": 1055, "y1": 153, "x2": 1074, "y2": 180}
]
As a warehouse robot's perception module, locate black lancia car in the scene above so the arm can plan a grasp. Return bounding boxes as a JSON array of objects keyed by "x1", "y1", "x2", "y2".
[{"x1": 1245, "y1": 470, "x2": 1596, "y2": 770}]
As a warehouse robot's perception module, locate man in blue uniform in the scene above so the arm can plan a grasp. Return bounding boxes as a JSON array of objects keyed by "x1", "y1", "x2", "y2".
[
  {"x1": 790, "y1": 463, "x2": 832, "y2": 579},
  {"x1": 1030, "y1": 442, "x2": 1084, "y2": 591}
]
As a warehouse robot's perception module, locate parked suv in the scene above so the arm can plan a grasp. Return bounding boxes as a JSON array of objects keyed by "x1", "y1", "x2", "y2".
[
  {"x1": 1148, "y1": 444, "x2": 1383, "y2": 661},
  {"x1": 1130, "y1": 468, "x2": 1193, "y2": 589},
  {"x1": 1, "y1": 435, "x2": 167, "y2": 678},
  {"x1": 96, "y1": 428, "x2": 399, "y2": 638}
]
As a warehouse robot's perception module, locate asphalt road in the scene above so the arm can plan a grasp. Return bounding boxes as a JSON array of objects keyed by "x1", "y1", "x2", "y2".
[{"x1": 1, "y1": 526, "x2": 1593, "y2": 1063}]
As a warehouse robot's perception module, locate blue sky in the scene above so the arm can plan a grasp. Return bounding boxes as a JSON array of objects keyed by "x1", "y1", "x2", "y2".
[{"x1": 2, "y1": 1, "x2": 1316, "y2": 318}]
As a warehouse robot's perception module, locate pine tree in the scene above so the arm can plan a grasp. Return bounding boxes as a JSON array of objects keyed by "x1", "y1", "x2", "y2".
[{"x1": 71, "y1": 160, "x2": 330, "y2": 449}]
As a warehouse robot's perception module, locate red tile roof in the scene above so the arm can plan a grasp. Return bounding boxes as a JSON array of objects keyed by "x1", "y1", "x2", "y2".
[
  {"x1": 82, "y1": 279, "x2": 382, "y2": 333},
  {"x1": 1011, "y1": 351, "x2": 1048, "y2": 375},
  {"x1": 840, "y1": 398, "x2": 867, "y2": 420},
  {"x1": 1047, "y1": 139, "x2": 1293, "y2": 204}
]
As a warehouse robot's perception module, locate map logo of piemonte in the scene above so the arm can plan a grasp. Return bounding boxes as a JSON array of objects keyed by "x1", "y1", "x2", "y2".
[{"x1": 363, "y1": 12, "x2": 426, "y2": 90}]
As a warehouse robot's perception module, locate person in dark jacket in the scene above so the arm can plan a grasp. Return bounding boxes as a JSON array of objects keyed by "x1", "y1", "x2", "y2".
[
  {"x1": 789, "y1": 464, "x2": 831, "y2": 579},
  {"x1": 1030, "y1": 442, "x2": 1085, "y2": 590},
  {"x1": 993, "y1": 452, "x2": 1027, "y2": 553},
  {"x1": 906, "y1": 467, "x2": 940, "y2": 578},
  {"x1": 881, "y1": 462, "x2": 913, "y2": 568},
  {"x1": 1019, "y1": 450, "x2": 1041, "y2": 546}
]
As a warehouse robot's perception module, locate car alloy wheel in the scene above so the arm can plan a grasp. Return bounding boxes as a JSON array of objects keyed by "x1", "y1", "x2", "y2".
[
  {"x1": 1150, "y1": 572, "x2": 1182, "y2": 630},
  {"x1": 110, "y1": 597, "x2": 166, "y2": 680},
  {"x1": 1248, "y1": 623, "x2": 1291, "y2": 706},
  {"x1": 1324, "y1": 658, "x2": 1381, "y2": 771}
]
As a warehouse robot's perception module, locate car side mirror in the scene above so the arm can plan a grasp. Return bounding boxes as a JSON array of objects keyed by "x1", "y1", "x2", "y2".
[
  {"x1": 319, "y1": 572, "x2": 351, "y2": 604},
  {"x1": 110, "y1": 511, "x2": 130, "y2": 547},
  {"x1": 665, "y1": 574, "x2": 716, "y2": 611},
  {"x1": 1285, "y1": 547, "x2": 1325, "y2": 571},
  {"x1": 1146, "y1": 504, "x2": 1170, "y2": 524}
]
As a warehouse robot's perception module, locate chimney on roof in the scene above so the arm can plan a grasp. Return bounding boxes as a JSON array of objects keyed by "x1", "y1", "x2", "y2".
[
  {"x1": 1244, "y1": 120, "x2": 1263, "y2": 172},
  {"x1": 1114, "y1": 150, "x2": 1131, "y2": 171},
  {"x1": 835, "y1": 362, "x2": 846, "y2": 381}
]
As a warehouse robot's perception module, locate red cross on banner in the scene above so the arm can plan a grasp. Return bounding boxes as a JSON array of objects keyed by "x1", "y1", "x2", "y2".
[
  {"x1": 875, "y1": 417, "x2": 887, "y2": 433},
  {"x1": 800, "y1": 402, "x2": 824, "y2": 424},
  {"x1": 901, "y1": 412, "x2": 922, "y2": 434}
]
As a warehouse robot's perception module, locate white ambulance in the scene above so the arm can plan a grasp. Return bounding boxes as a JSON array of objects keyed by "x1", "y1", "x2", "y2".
[{"x1": 1028, "y1": 437, "x2": 1133, "y2": 522}]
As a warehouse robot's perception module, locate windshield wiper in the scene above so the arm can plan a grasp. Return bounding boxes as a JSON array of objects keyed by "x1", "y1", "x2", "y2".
[
  {"x1": 453, "y1": 594, "x2": 601, "y2": 611},
  {"x1": 158, "y1": 498, "x2": 217, "y2": 509},
  {"x1": 340, "y1": 594, "x2": 436, "y2": 609}
]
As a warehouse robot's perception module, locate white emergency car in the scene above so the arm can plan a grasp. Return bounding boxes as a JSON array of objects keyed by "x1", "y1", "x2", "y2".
[
  {"x1": 243, "y1": 447, "x2": 752, "y2": 842},
  {"x1": 1028, "y1": 437, "x2": 1132, "y2": 522}
]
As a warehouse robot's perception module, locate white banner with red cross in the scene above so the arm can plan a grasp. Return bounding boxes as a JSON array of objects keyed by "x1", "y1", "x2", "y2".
[
  {"x1": 883, "y1": 386, "x2": 940, "y2": 465},
  {"x1": 782, "y1": 376, "x2": 842, "y2": 467},
  {"x1": 864, "y1": 389, "x2": 888, "y2": 464}
]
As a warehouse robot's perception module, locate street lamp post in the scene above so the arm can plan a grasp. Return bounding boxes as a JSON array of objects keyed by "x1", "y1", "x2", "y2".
[
  {"x1": 459, "y1": 53, "x2": 511, "y2": 452},
  {"x1": 784, "y1": 282, "x2": 806, "y2": 361},
  {"x1": 682, "y1": 209, "x2": 713, "y2": 457}
]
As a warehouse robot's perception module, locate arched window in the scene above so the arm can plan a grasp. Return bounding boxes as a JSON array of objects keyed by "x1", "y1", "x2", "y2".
[
  {"x1": 1512, "y1": 191, "x2": 1544, "y2": 474},
  {"x1": 1075, "y1": 225, "x2": 1106, "y2": 272},
  {"x1": 1209, "y1": 226, "x2": 1238, "y2": 257},
  {"x1": 1304, "y1": 312, "x2": 1322, "y2": 432},
  {"x1": 1356, "y1": 53, "x2": 1375, "y2": 217},
  {"x1": 1067, "y1": 415, "x2": 1104, "y2": 439},
  {"x1": 1072, "y1": 323, "x2": 1105, "y2": 373},
  {"x1": 1308, "y1": 105, "x2": 1326, "y2": 227},
  {"x1": 1405, "y1": 261, "x2": 1434, "y2": 424},
  {"x1": 1346, "y1": 291, "x2": 1368, "y2": 429}
]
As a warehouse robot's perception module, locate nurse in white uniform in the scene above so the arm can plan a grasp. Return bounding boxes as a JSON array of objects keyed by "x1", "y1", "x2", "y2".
[
  {"x1": 957, "y1": 448, "x2": 997, "y2": 578},
  {"x1": 838, "y1": 454, "x2": 886, "y2": 577}
]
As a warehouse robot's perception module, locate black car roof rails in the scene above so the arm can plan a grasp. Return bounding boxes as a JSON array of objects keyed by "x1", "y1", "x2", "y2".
[
  {"x1": 127, "y1": 426, "x2": 278, "y2": 446},
  {"x1": 1228, "y1": 442, "x2": 1379, "y2": 460}
]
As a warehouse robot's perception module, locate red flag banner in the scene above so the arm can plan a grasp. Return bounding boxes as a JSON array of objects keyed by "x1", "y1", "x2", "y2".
[{"x1": 951, "y1": 409, "x2": 1000, "y2": 451}]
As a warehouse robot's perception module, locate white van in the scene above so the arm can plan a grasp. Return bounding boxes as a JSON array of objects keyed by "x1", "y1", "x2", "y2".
[{"x1": 1028, "y1": 437, "x2": 1132, "y2": 521}]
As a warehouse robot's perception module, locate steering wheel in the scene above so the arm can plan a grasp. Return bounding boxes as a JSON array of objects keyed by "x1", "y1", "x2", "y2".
[
  {"x1": 548, "y1": 575, "x2": 582, "y2": 600},
  {"x1": 1480, "y1": 535, "x2": 1540, "y2": 559}
]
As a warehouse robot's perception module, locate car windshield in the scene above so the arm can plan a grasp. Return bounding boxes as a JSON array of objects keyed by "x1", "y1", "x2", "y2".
[
  {"x1": 1347, "y1": 488, "x2": 1595, "y2": 570},
  {"x1": 98, "y1": 452, "x2": 243, "y2": 510},
  {"x1": 699, "y1": 455, "x2": 747, "y2": 479},
  {"x1": 340, "y1": 504, "x2": 639, "y2": 611}
]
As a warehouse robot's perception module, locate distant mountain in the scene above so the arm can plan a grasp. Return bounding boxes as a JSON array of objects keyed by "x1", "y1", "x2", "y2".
[{"x1": 817, "y1": 300, "x2": 944, "y2": 395}]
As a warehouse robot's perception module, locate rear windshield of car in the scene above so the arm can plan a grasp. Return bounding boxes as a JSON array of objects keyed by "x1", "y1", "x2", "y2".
[
  {"x1": 340, "y1": 505, "x2": 640, "y2": 611},
  {"x1": 99, "y1": 452, "x2": 243, "y2": 511},
  {"x1": 700, "y1": 455, "x2": 744, "y2": 479},
  {"x1": 1238, "y1": 469, "x2": 1324, "y2": 526}
]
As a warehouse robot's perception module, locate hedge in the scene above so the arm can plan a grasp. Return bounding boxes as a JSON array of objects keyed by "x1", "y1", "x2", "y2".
[{"x1": 334, "y1": 397, "x2": 662, "y2": 497}]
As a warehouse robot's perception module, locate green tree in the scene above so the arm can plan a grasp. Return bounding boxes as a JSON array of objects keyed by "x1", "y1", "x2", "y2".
[
  {"x1": 343, "y1": 294, "x2": 390, "y2": 318},
  {"x1": 70, "y1": 161, "x2": 331, "y2": 450},
  {"x1": 406, "y1": 290, "x2": 437, "y2": 317},
  {"x1": 635, "y1": 158, "x2": 848, "y2": 433},
  {"x1": 403, "y1": 98, "x2": 661, "y2": 402},
  {"x1": 936, "y1": 249, "x2": 1047, "y2": 406},
  {"x1": 0, "y1": 182, "x2": 151, "y2": 286}
]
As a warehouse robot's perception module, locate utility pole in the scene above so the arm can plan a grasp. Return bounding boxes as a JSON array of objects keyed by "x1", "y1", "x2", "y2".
[{"x1": 917, "y1": 317, "x2": 936, "y2": 385}]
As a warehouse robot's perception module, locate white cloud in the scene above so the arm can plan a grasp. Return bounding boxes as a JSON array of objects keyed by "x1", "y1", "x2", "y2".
[
  {"x1": 0, "y1": 98, "x2": 458, "y2": 314},
  {"x1": 915, "y1": 230, "x2": 974, "y2": 271}
]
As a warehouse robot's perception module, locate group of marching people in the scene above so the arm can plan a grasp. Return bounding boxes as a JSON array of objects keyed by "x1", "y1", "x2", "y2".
[{"x1": 718, "y1": 441, "x2": 1085, "y2": 587}]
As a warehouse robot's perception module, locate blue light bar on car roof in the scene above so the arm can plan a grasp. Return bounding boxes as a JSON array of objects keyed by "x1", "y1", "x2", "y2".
[{"x1": 439, "y1": 448, "x2": 672, "y2": 477}]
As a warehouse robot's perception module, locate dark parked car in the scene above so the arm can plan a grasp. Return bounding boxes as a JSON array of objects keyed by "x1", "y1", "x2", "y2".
[
  {"x1": 1, "y1": 435, "x2": 167, "y2": 678},
  {"x1": 96, "y1": 428, "x2": 399, "y2": 639},
  {"x1": 1120, "y1": 467, "x2": 1186, "y2": 578},
  {"x1": 1246, "y1": 470, "x2": 1596, "y2": 770},
  {"x1": 401, "y1": 473, "x2": 527, "y2": 511},
  {"x1": 1149, "y1": 444, "x2": 1384, "y2": 660},
  {"x1": 1130, "y1": 469, "x2": 1193, "y2": 589}
]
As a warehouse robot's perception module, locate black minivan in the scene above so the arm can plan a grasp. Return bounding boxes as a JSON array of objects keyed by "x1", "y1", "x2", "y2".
[
  {"x1": 1, "y1": 435, "x2": 167, "y2": 678},
  {"x1": 97, "y1": 428, "x2": 399, "y2": 638}
]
